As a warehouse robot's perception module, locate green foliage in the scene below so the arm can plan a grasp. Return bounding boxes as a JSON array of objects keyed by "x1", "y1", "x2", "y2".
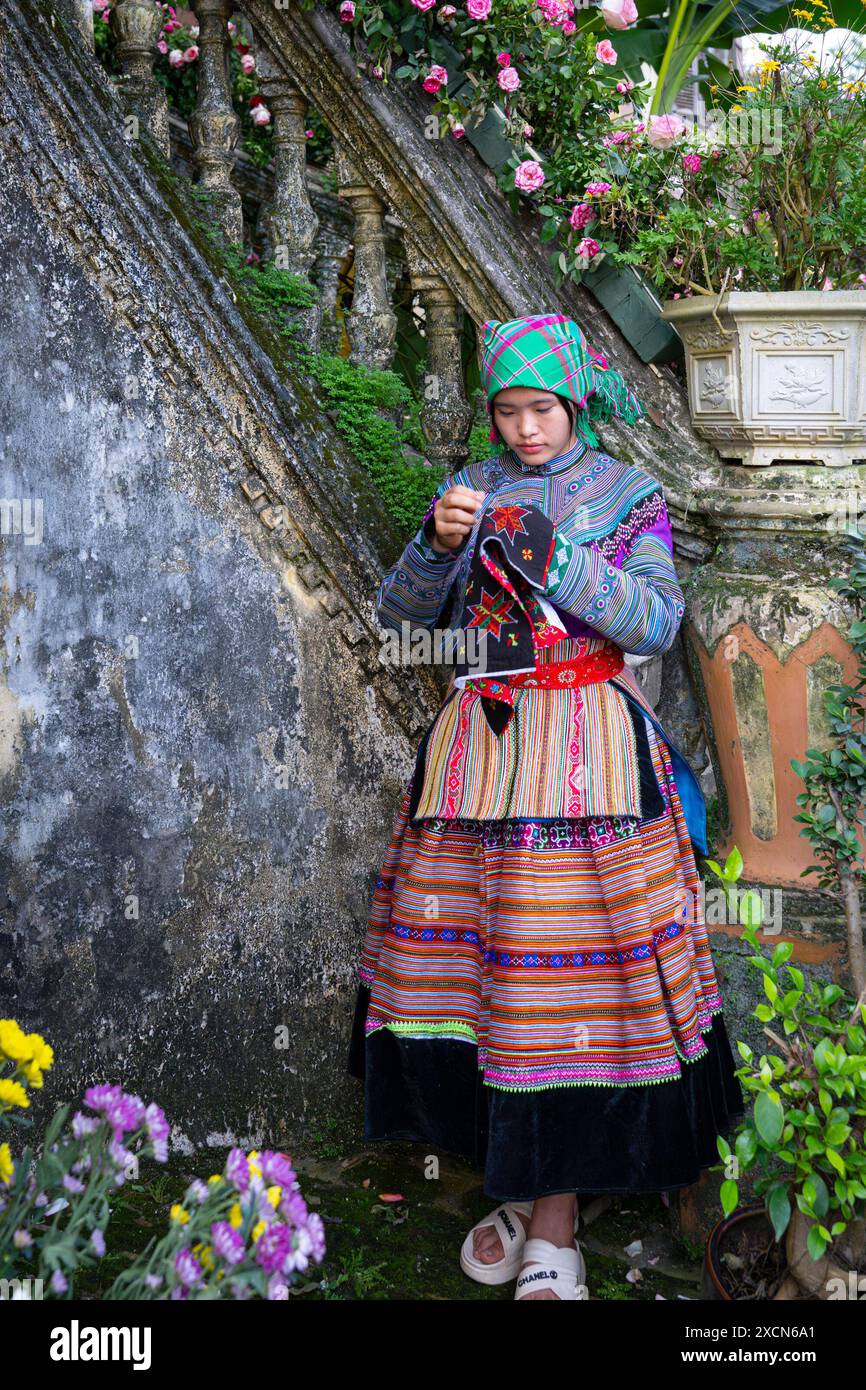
[{"x1": 704, "y1": 850, "x2": 866, "y2": 1264}]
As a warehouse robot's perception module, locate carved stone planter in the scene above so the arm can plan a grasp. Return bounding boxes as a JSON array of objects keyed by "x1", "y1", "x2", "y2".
[{"x1": 662, "y1": 291, "x2": 866, "y2": 466}]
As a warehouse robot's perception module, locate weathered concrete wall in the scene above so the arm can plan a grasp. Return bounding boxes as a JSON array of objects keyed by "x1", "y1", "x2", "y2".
[
  {"x1": 0, "y1": 177, "x2": 415, "y2": 1150},
  {"x1": 0, "y1": 0, "x2": 444, "y2": 1151}
]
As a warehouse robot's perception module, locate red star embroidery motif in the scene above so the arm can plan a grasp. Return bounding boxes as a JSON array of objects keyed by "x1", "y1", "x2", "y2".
[
  {"x1": 487, "y1": 504, "x2": 531, "y2": 543},
  {"x1": 466, "y1": 587, "x2": 516, "y2": 639}
]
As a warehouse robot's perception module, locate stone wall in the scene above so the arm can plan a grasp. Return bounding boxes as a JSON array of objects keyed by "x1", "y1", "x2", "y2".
[{"x1": 0, "y1": 0, "x2": 440, "y2": 1150}]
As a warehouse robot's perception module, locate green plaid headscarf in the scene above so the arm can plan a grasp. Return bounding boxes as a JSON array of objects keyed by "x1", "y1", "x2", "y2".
[{"x1": 481, "y1": 313, "x2": 644, "y2": 447}]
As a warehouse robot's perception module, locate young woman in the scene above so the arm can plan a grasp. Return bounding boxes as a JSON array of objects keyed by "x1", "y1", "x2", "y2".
[{"x1": 347, "y1": 313, "x2": 745, "y2": 1301}]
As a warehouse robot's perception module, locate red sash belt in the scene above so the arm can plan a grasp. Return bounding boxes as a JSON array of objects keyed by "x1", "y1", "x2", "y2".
[{"x1": 464, "y1": 643, "x2": 624, "y2": 710}]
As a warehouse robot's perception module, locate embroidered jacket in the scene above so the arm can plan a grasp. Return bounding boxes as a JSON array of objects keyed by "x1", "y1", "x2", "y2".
[{"x1": 376, "y1": 437, "x2": 708, "y2": 850}]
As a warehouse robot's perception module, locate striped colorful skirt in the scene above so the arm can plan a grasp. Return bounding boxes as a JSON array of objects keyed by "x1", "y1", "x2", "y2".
[{"x1": 347, "y1": 721, "x2": 745, "y2": 1201}]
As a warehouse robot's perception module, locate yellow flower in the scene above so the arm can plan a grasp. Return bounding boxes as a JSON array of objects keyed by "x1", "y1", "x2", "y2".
[
  {"x1": 266, "y1": 1185, "x2": 282, "y2": 1209},
  {"x1": 228, "y1": 1203, "x2": 243, "y2": 1229},
  {"x1": 730, "y1": 104, "x2": 743, "y2": 113},
  {"x1": 709, "y1": 82, "x2": 719, "y2": 93},
  {"x1": 0, "y1": 1020, "x2": 33, "y2": 1063},
  {"x1": 247, "y1": 1150, "x2": 262, "y2": 1180},
  {"x1": 26, "y1": 1035, "x2": 53, "y2": 1071},
  {"x1": 819, "y1": 11, "x2": 834, "y2": 18},
  {"x1": 208, "y1": 1174, "x2": 223, "y2": 1185},
  {"x1": 193, "y1": 1242, "x2": 215, "y2": 1272},
  {"x1": 737, "y1": 85, "x2": 758, "y2": 93},
  {"x1": 170, "y1": 1203, "x2": 190, "y2": 1224},
  {"x1": 21, "y1": 1061, "x2": 44, "y2": 1089},
  {"x1": 819, "y1": 78, "x2": 828, "y2": 87},
  {"x1": 792, "y1": 7, "x2": 815, "y2": 16},
  {"x1": 251, "y1": 1219, "x2": 267, "y2": 1243},
  {"x1": 0, "y1": 1079, "x2": 29, "y2": 1110},
  {"x1": 0, "y1": 1142, "x2": 14, "y2": 1185},
  {"x1": 801, "y1": 54, "x2": 816, "y2": 65}
]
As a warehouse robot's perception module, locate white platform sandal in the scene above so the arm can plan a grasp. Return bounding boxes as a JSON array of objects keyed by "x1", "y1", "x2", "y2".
[
  {"x1": 459, "y1": 1200, "x2": 535, "y2": 1285},
  {"x1": 514, "y1": 1237, "x2": 589, "y2": 1300}
]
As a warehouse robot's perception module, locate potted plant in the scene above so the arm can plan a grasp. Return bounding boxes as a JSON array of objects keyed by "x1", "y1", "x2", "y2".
[{"x1": 591, "y1": 24, "x2": 866, "y2": 464}]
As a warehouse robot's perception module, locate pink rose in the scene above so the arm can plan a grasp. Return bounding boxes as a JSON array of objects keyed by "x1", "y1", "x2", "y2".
[
  {"x1": 647, "y1": 114, "x2": 688, "y2": 148},
  {"x1": 451, "y1": 122, "x2": 466, "y2": 139},
  {"x1": 184, "y1": 46, "x2": 199, "y2": 62},
  {"x1": 339, "y1": 0, "x2": 355, "y2": 20},
  {"x1": 569, "y1": 202, "x2": 595, "y2": 229},
  {"x1": 497, "y1": 66, "x2": 520, "y2": 92},
  {"x1": 576, "y1": 237, "x2": 601, "y2": 258},
  {"x1": 562, "y1": 19, "x2": 576, "y2": 33},
  {"x1": 595, "y1": 39, "x2": 618, "y2": 65},
  {"x1": 821, "y1": 278, "x2": 834, "y2": 290},
  {"x1": 412, "y1": 0, "x2": 437, "y2": 8},
  {"x1": 168, "y1": 48, "x2": 185, "y2": 67},
  {"x1": 682, "y1": 153, "x2": 701, "y2": 172},
  {"x1": 240, "y1": 53, "x2": 255, "y2": 74},
  {"x1": 584, "y1": 181, "x2": 612, "y2": 197},
  {"x1": 438, "y1": 4, "x2": 457, "y2": 15},
  {"x1": 466, "y1": 0, "x2": 492, "y2": 17},
  {"x1": 523, "y1": 125, "x2": 534, "y2": 137},
  {"x1": 251, "y1": 105, "x2": 271, "y2": 126},
  {"x1": 422, "y1": 64, "x2": 448, "y2": 93},
  {"x1": 600, "y1": 0, "x2": 638, "y2": 30},
  {"x1": 157, "y1": 39, "x2": 168, "y2": 54},
  {"x1": 514, "y1": 159, "x2": 545, "y2": 192},
  {"x1": 496, "y1": 51, "x2": 511, "y2": 66},
  {"x1": 616, "y1": 78, "x2": 634, "y2": 94},
  {"x1": 371, "y1": 64, "x2": 385, "y2": 79},
  {"x1": 672, "y1": 255, "x2": 684, "y2": 267},
  {"x1": 227, "y1": 20, "x2": 236, "y2": 33}
]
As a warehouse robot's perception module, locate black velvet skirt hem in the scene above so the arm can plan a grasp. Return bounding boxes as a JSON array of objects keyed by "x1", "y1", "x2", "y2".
[{"x1": 346, "y1": 981, "x2": 747, "y2": 1202}]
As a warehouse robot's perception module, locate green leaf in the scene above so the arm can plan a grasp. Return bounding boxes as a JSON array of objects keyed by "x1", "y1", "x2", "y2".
[
  {"x1": 807, "y1": 1223, "x2": 828, "y2": 1260},
  {"x1": 755, "y1": 1092, "x2": 784, "y2": 1145},
  {"x1": 724, "y1": 846, "x2": 743, "y2": 881},
  {"x1": 767, "y1": 1183, "x2": 791, "y2": 1240},
  {"x1": 720, "y1": 1179, "x2": 739, "y2": 1217}
]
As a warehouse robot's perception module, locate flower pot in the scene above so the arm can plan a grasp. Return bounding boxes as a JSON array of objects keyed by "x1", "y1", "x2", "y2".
[
  {"x1": 662, "y1": 290, "x2": 866, "y2": 466},
  {"x1": 704, "y1": 1204, "x2": 787, "y2": 1300}
]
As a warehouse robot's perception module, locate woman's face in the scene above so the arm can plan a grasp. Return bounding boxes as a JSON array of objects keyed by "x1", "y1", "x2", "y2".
[{"x1": 492, "y1": 388, "x2": 576, "y2": 466}]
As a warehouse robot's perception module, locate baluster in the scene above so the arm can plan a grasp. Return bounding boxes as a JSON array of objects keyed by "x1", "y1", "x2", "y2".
[
  {"x1": 188, "y1": 0, "x2": 243, "y2": 246},
  {"x1": 312, "y1": 227, "x2": 353, "y2": 353},
  {"x1": 110, "y1": 0, "x2": 170, "y2": 156},
  {"x1": 334, "y1": 146, "x2": 397, "y2": 371},
  {"x1": 254, "y1": 48, "x2": 322, "y2": 349},
  {"x1": 403, "y1": 239, "x2": 473, "y2": 473}
]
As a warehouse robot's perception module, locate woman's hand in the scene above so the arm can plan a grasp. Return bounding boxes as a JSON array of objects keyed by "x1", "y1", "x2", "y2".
[{"x1": 428, "y1": 486, "x2": 486, "y2": 553}]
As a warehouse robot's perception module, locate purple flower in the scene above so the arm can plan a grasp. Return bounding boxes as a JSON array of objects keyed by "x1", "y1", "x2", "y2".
[
  {"x1": 105, "y1": 1092, "x2": 146, "y2": 1135},
  {"x1": 225, "y1": 1148, "x2": 250, "y2": 1194},
  {"x1": 304, "y1": 1211, "x2": 326, "y2": 1263},
  {"x1": 267, "y1": 1273, "x2": 290, "y2": 1299},
  {"x1": 91, "y1": 1228, "x2": 106, "y2": 1257},
  {"x1": 145, "y1": 1102, "x2": 169, "y2": 1148},
  {"x1": 51, "y1": 1269, "x2": 69, "y2": 1294},
  {"x1": 285, "y1": 1223, "x2": 314, "y2": 1273},
  {"x1": 211, "y1": 1221, "x2": 245, "y2": 1266},
  {"x1": 83, "y1": 1084, "x2": 124, "y2": 1114},
  {"x1": 63, "y1": 1174, "x2": 85, "y2": 1194},
  {"x1": 175, "y1": 1247, "x2": 204, "y2": 1289},
  {"x1": 254, "y1": 1223, "x2": 294, "y2": 1274},
  {"x1": 279, "y1": 1189, "x2": 309, "y2": 1226},
  {"x1": 187, "y1": 1179, "x2": 209, "y2": 1205},
  {"x1": 260, "y1": 1151, "x2": 296, "y2": 1189},
  {"x1": 144, "y1": 1272, "x2": 163, "y2": 1289},
  {"x1": 72, "y1": 1111, "x2": 101, "y2": 1138}
]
